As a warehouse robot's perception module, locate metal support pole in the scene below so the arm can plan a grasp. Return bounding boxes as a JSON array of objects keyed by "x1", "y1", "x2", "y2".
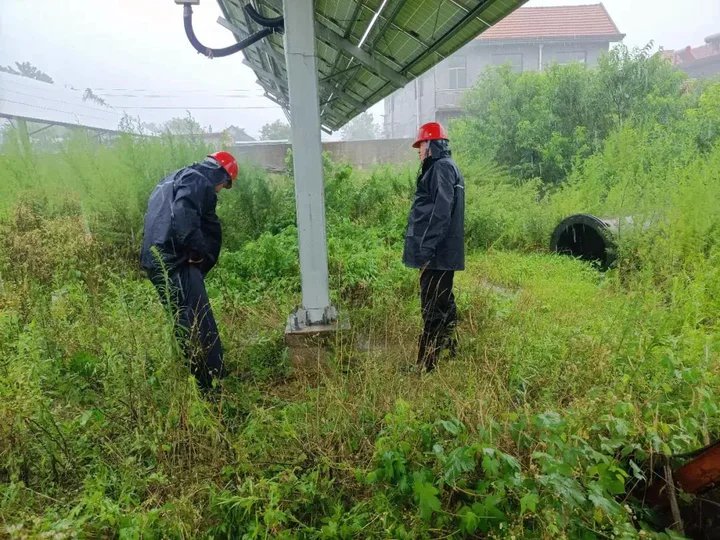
[
  {"x1": 282, "y1": 0, "x2": 336, "y2": 327},
  {"x1": 16, "y1": 118, "x2": 32, "y2": 158}
]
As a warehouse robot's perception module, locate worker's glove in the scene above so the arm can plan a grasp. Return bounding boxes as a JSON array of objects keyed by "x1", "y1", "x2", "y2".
[
  {"x1": 199, "y1": 253, "x2": 218, "y2": 276},
  {"x1": 188, "y1": 250, "x2": 205, "y2": 265}
]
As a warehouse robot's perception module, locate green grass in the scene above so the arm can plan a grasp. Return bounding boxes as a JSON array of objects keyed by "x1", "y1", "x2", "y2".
[
  {"x1": 1, "y1": 80, "x2": 719, "y2": 536},
  {"x1": 0, "y1": 216, "x2": 716, "y2": 537}
]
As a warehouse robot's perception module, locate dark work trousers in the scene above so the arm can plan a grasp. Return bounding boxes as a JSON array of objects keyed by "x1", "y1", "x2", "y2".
[
  {"x1": 418, "y1": 269, "x2": 457, "y2": 370},
  {"x1": 149, "y1": 264, "x2": 224, "y2": 390}
]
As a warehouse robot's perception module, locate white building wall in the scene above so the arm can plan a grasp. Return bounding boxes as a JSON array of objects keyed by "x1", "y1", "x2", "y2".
[{"x1": 385, "y1": 39, "x2": 614, "y2": 139}]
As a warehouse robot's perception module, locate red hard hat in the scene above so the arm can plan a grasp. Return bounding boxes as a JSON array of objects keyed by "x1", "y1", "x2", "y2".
[
  {"x1": 208, "y1": 151, "x2": 239, "y2": 181},
  {"x1": 412, "y1": 121, "x2": 448, "y2": 148}
]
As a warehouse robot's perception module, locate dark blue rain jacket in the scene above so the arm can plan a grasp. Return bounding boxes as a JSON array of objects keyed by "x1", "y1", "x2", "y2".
[
  {"x1": 403, "y1": 140, "x2": 465, "y2": 271},
  {"x1": 140, "y1": 160, "x2": 228, "y2": 276}
]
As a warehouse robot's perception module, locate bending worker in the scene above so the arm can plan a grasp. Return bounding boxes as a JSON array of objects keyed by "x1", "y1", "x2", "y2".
[
  {"x1": 140, "y1": 151, "x2": 238, "y2": 390},
  {"x1": 403, "y1": 122, "x2": 465, "y2": 371}
]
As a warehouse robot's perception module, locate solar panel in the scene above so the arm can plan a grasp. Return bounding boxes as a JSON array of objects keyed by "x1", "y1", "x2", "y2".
[
  {"x1": 216, "y1": 0, "x2": 527, "y2": 131},
  {"x1": 0, "y1": 72, "x2": 126, "y2": 132}
]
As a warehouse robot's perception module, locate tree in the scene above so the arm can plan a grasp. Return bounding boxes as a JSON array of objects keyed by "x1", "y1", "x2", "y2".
[
  {"x1": 0, "y1": 61, "x2": 53, "y2": 83},
  {"x1": 340, "y1": 112, "x2": 379, "y2": 141},
  {"x1": 83, "y1": 88, "x2": 109, "y2": 107},
  {"x1": 596, "y1": 43, "x2": 687, "y2": 127},
  {"x1": 140, "y1": 122, "x2": 164, "y2": 135},
  {"x1": 452, "y1": 44, "x2": 689, "y2": 184},
  {"x1": 162, "y1": 114, "x2": 205, "y2": 136},
  {"x1": 260, "y1": 119, "x2": 291, "y2": 141}
]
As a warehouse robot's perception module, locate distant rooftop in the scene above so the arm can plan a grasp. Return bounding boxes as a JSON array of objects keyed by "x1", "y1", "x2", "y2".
[
  {"x1": 662, "y1": 33, "x2": 720, "y2": 67},
  {"x1": 202, "y1": 125, "x2": 255, "y2": 143},
  {"x1": 477, "y1": 3, "x2": 624, "y2": 42}
]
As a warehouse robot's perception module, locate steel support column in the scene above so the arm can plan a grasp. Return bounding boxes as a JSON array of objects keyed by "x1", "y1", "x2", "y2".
[
  {"x1": 15, "y1": 119, "x2": 32, "y2": 159},
  {"x1": 282, "y1": 0, "x2": 336, "y2": 327}
]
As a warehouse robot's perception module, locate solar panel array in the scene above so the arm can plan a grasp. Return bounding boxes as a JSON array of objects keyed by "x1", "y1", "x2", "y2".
[
  {"x1": 217, "y1": 0, "x2": 527, "y2": 131},
  {"x1": 0, "y1": 71, "x2": 126, "y2": 132}
]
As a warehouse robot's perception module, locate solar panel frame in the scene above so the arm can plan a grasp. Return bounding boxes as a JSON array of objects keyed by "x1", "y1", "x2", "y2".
[
  {"x1": 217, "y1": 0, "x2": 527, "y2": 131},
  {"x1": 0, "y1": 72, "x2": 127, "y2": 133}
]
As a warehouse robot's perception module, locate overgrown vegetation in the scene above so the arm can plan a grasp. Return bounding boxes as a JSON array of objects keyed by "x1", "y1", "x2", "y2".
[
  {"x1": 1, "y1": 47, "x2": 719, "y2": 538},
  {"x1": 452, "y1": 45, "x2": 703, "y2": 184}
]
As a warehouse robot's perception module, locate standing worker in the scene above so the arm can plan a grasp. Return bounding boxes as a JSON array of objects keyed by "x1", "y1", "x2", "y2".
[
  {"x1": 140, "y1": 151, "x2": 238, "y2": 390},
  {"x1": 403, "y1": 122, "x2": 465, "y2": 371}
]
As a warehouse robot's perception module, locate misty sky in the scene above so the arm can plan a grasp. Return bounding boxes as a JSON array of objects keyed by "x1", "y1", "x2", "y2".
[{"x1": 1, "y1": 1, "x2": 718, "y2": 138}]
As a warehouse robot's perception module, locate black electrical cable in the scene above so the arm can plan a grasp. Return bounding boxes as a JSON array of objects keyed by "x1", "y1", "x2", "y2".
[
  {"x1": 243, "y1": 4, "x2": 284, "y2": 29},
  {"x1": 182, "y1": 4, "x2": 281, "y2": 59}
]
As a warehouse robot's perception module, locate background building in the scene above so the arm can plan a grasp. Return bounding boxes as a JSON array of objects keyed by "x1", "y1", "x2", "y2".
[
  {"x1": 384, "y1": 3, "x2": 624, "y2": 138},
  {"x1": 661, "y1": 33, "x2": 720, "y2": 78},
  {"x1": 202, "y1": 125, "x2": 255, "y2": 145}
]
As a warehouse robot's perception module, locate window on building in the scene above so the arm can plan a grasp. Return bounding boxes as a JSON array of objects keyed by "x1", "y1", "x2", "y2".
[
  {"x1": 491, "y1": 53, "x2": 523, "y2": 72},
  {"x1": 551, "y1": 50, "x2": 587, "y2": 66},
  {"x1": 448, "y1": 55, "x2": 467, "y2": 89}
]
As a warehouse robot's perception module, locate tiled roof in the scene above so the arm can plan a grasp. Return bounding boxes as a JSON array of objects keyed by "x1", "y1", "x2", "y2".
[
  {"x1": 663, "y1": 40, "x2": 720, "y2": 66},
  {"x1": 477, "y1": 3, "x2": 624, "y2": 41},
  {"x1": 689, "y1": 44, "x2": 719, "y2": 60}
]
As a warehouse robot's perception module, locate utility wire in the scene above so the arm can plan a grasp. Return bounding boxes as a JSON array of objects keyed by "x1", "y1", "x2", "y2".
[
  {"x1": 4, "y1": 89, "x2": 280, "y2": 113},
  {"x1": 97, "y1": 93, "x2": 267, "y2": 98},
  {"x1": 4, "y1": 77, "x2": 269, "y2": 101},
  {"x1": 0, "y1": 98, "x2": 117, "y2": 124},
  {"x1": 2, "y1": 97, "x2": 280, "y2": 113},
  {"x1": 118, "y1": 105, "x2": 280, "y2": 110},
  {"x1": 4, "y1": 88, "x2": 121, "y2": 115}
]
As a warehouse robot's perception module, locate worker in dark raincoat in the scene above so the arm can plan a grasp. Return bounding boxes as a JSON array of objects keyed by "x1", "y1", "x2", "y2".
[
  {"x1": 140, "y1": 151, "x2": 238, "y2": 390},
  {"x1": 403, "y1": 122, "x2": 465, "y2": 371}
]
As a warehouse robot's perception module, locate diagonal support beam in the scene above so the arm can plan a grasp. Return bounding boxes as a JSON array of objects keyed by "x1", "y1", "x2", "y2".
[
  {"x1": 28, "y1": 123, "x2": 55, "y2": 136},
  {"x1": 320, "y1": 87, "x2": 365, "y2": 110},
  {"x1": 403, "y1": 0, "x2": 494, "y2": 74},
  {"x1": 324, "y1": 1, "x2": 365, "y2": 79},
  {"x1": 262, "y1": 91, "x2": 287, "y2": 108},
  {"x1": 314, "y1": 23, "x2": 409, "y2": 88},
  {"x1": 220, "y1": 15, "x2": 292, "y2": 111},
  {"x1": 320, "y1": 63, "x2": 362, "y2": 83},
  {"x1": 220, "y1": 14, "x2": 364, "y2": 121},
  {"x1": 242, "y1": 59, "x2": 287, "y2": 91},
  {"x1": 365, "y1": 0, "x2": 408, "y2": 51}
]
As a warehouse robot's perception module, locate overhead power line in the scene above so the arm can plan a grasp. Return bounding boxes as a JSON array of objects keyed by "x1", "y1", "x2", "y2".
[
  {"x1": 2, "y1": 98, "x2": 281, "y2": 116},
  {"x1": 118, "y1": 105, "x2": 281, "y2": 110},
  {"x1": 97, "y1": 93, "x2": 267, "y2": 99},
  {"x1": 0, "y1": 98, "x2": 117, "y2": 124},
  {"x1": 91, "y1": 87, "x2": 265, "y2": 92},
  {"x1": 4, "y1": 88, "x2": 119, "y2": 115}
]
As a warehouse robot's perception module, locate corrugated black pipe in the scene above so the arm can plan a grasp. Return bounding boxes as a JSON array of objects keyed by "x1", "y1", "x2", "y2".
[
  {"x1": 244, "y1": 4, "x2": 284, "y2": 29},
  {"x1": 550, "y1": 213, "x2": 620, "y2": 269},
  {"x1": 182, "y1": 4, "x2": 278, "y2": 58}
]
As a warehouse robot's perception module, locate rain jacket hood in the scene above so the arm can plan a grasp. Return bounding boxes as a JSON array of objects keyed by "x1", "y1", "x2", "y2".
[
  {"x1": 194, "y1": 158, "x2": 231, "y2": 188},
  {"x1": 424, "y1": 139, "x2": 451, "y2": 164}
]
